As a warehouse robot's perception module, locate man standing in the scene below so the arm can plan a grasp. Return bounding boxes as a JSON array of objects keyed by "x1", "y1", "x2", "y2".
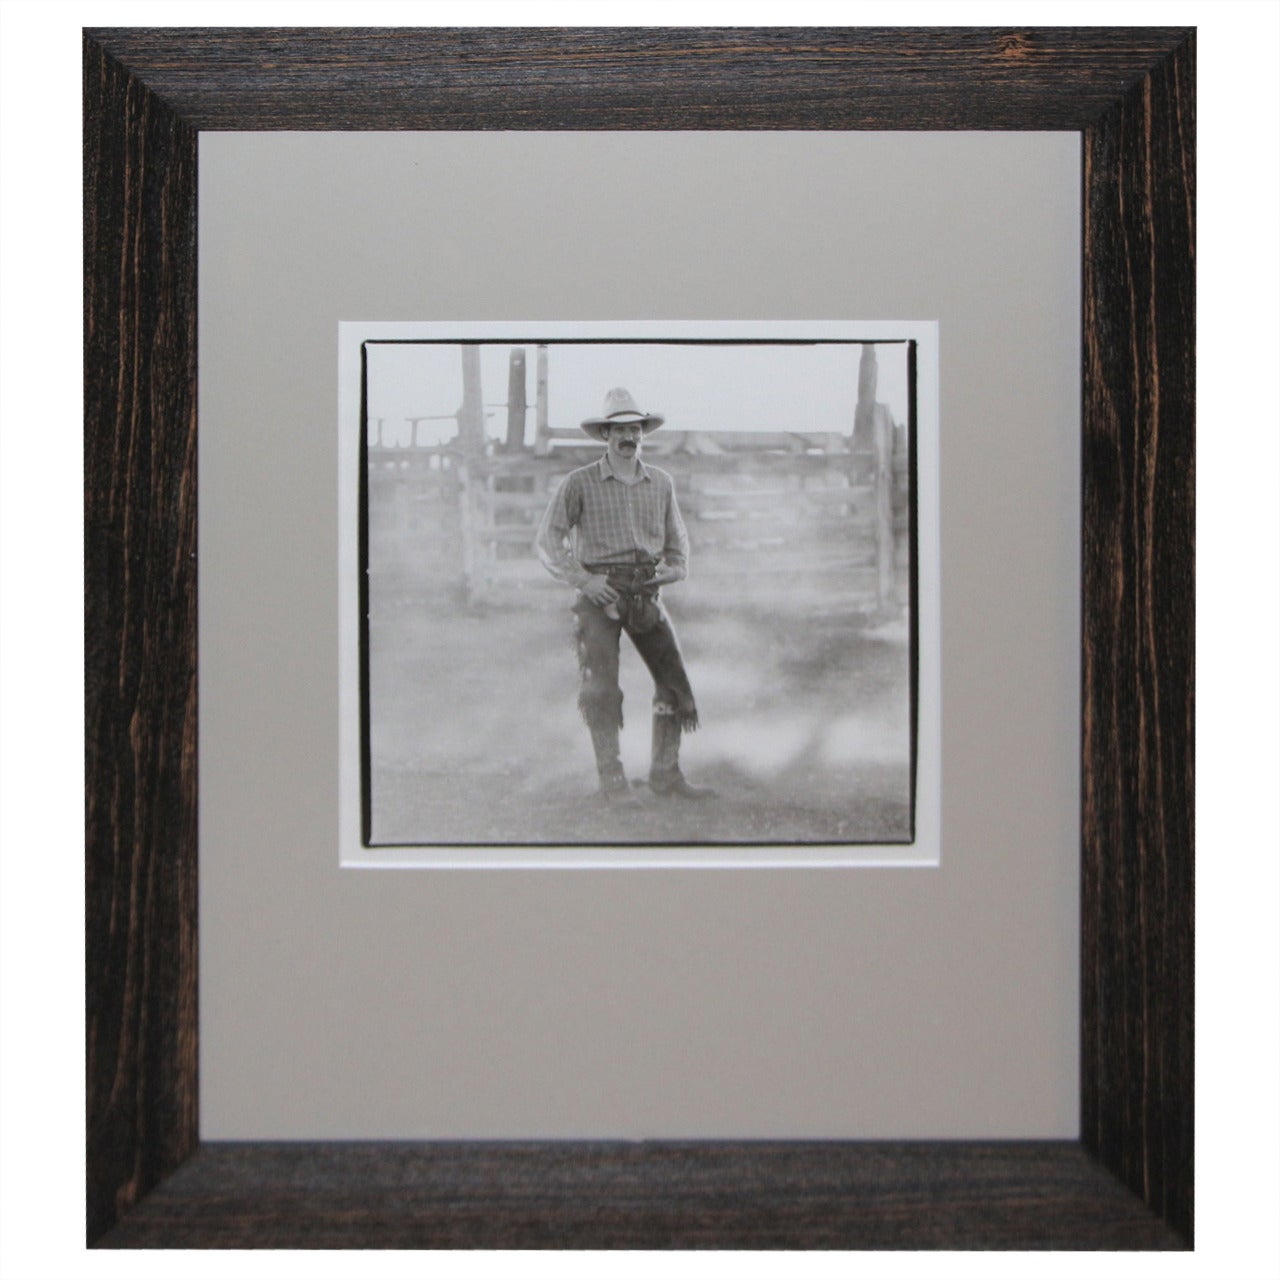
[{"x1": 535, "y1": 388, "x2": 713, "y2": 804}]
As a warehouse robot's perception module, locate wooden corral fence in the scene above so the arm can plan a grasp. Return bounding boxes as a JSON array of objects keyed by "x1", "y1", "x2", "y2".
[{"x1": 368, "y1": 421, "x2": 910, "y2": 615}]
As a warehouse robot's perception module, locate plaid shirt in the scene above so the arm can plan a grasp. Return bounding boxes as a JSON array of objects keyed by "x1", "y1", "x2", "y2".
[{"x1": 535, "y1": 452, "x2": 689, "y2": 588}]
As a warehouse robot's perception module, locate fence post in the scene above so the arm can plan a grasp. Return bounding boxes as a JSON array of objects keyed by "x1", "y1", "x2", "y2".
[
  {"x1": 855, "y1": 342, "x2": 878, "y2": 451},
  {"x1": 484, "y1": 470, "x2": 497, "y2": 591},
  {"x1": 456, "y1": 457, "x2": 477, "y2": 601},
  {"x1": 505, "y1": 348, "x2": 527, "y2": 451},
  {"x1": 874, "y1": 406, "x2": 895, "y2": 611},
  {"x1": 458, "y1": 344, "x2": 485, "y2": 455},
  {"x1": 533, "y1": 344, "x2": 551, "y2": 456}
]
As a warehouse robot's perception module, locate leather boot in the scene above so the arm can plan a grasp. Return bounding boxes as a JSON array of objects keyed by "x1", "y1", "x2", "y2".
[
  {"x1": 649, "y1": 712, "x2": 715, "y2": 799},
  {"x1": 590, "y1": 722, "x2": 640, "y2": 805}
]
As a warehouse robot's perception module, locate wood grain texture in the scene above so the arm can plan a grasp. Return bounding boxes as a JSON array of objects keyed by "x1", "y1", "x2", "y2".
[
  {"x1": 83, "y1": 35, "x2": 199, "y2": 1245},
  {"x1": 1081, "y1": 32, "x2": 1195, "y2": 1241},
  {"x1": 83, "y1": 26, "x2": 1194, "y2": 1249},
  {"x1": 96, "y1": 1142, "x2": 1181, "y2": 1250},
  {"x1": 85, "y1": 26, "x2": 1192, "y2": 130}
]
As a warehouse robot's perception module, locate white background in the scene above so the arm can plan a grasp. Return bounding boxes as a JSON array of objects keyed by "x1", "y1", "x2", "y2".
[{"x1": 1, "y1": 3, "x2": 1276, "y2": 1280}]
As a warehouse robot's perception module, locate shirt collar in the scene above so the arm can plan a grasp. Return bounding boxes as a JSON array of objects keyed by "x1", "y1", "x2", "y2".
[{"x1": 598, "y1": 451, "x2": 650, "y2": 482}]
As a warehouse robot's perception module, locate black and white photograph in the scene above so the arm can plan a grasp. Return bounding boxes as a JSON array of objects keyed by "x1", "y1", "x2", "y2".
[{"x1": 342, "y1": 324, "x2": 937, "y2": 865}]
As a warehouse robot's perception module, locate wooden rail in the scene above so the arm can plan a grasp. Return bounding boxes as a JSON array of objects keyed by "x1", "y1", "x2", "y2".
[{"x1": 367, "y1": 427, "x2": 909, "y2": 612}]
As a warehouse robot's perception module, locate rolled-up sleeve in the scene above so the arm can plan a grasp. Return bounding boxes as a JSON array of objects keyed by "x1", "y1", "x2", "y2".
[
  {"x1": 663, "y1": 482, "x2": 690, "y2": 572},
  {"x1": 535, "y1": 472, "x2": 592, "y2": 587}
]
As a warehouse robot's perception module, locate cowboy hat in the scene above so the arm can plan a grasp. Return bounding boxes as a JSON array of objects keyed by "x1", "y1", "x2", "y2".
[{"x1": 580, "y1": 387, "x2": 665, "y2": 442}]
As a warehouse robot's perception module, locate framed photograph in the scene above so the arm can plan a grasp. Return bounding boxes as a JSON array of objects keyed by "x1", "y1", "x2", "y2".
[
  {"x1": 343, "y1": 321, "x2": 938, "y2": 867},
  {"x1": 84, "y1": 28, "x2": 1194, "y2": 1249}
]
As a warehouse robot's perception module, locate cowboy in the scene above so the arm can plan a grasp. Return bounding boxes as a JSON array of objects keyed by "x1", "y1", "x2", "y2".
[{"x1": 535, "y1": 388, "x2": 713, "y2": 804}]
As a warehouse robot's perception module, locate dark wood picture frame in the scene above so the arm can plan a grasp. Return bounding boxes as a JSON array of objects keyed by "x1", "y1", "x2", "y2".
[{"x1": 84, "y1": 28, "x2": 1194, "y2": 1249}]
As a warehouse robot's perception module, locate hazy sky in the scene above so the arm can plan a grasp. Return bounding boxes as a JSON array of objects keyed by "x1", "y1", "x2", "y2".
[{"x1": 365, "y1": 341, "x2": 911, "y2": 448}]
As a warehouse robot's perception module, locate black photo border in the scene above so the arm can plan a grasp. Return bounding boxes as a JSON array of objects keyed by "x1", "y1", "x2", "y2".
[
  {"x1": 84, "y1": 27, "x2": 1194, "y2": 1248},
  {"x1": 357, "y1": 332, "x2": 922, "y2": 853}
]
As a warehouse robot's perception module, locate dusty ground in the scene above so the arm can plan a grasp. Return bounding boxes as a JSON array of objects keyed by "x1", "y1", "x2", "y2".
[{"x1": 367, "y1": 588, "x2": 913, "y2": 849}]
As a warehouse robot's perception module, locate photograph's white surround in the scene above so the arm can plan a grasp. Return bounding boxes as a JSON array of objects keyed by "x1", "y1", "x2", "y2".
[{"x1": 338, "y1": 319, "x2": 941, "y2": 869}]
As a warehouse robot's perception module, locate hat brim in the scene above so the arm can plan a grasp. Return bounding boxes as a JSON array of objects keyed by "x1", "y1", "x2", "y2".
[{"x1": 580, "y1": 413, "x2": 665, "y2": 442}]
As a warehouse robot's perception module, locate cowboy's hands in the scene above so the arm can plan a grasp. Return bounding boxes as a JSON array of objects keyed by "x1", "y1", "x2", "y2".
[
  {"x1": 582, "y1": 574, "x2": 620, "y2": 606},
  {"x1": 650, "y1": 563, "x2": 686, "y2": 587}
]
